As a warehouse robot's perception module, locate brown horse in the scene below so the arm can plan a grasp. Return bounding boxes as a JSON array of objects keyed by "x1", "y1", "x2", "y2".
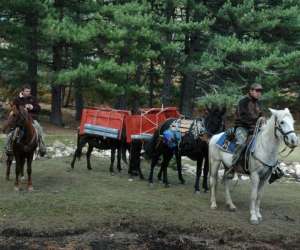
[{"x1": 3, "y1": 105, "x2": 38, "y2": 191}]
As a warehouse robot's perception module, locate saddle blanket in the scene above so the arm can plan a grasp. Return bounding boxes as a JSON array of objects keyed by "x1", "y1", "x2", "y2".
[{"x1": 216, "y1": 131, "x2": 256, "y2": 154}]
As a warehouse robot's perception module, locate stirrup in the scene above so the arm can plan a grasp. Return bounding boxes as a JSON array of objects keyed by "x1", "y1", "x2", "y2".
[{"x1": 39, "y1": 148, "x2": 46, "y2": 157}]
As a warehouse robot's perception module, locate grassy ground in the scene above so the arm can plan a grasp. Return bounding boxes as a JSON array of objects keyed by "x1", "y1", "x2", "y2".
[
  {"x1": 0, "y1": 118, "x2": 300, "y2": 249},
  {"x1": 0, "y1": 153, "x2": 300, "y2": 248}
]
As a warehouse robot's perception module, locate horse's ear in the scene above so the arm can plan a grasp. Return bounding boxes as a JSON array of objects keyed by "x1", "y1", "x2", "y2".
[
  {"x1": 205, "y1": 104, "x2": 211, "y2": 112},
  {"x1": 221, "y1": 106, "x2": 226, "y2": 115},
  {"x1": 12, "y1": 104, "x2": 17, "y2": 112},
  {"x1": 269, "y1": 108, "x2": 277, "y2": 116},
  {"x1": 284, "y1": 108, "x2": 290, "y2": 113}
]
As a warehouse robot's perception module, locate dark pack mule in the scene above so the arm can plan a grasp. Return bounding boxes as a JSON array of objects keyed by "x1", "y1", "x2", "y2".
[
  {"x1": 144, "y1": 106, "x2": 226, "y2": 191},
  {"x1": 71, "y1": 131, "x2": 128, "y2": 174}
]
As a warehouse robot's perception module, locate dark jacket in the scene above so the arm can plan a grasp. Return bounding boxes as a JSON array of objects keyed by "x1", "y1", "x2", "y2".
[
  {"x1": 13, "y1": 94, "x2": 41, "y2": 120},
  {"x1": 234, "y1": 95, "x2": 262, "y2": 131}
]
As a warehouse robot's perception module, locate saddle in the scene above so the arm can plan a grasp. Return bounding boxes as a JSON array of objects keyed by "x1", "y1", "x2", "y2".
[{"x1": 217, "y1": 128, "x2": 256, "y2": 175}]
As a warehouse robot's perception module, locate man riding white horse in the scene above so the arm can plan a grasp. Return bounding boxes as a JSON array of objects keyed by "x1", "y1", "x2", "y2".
[
  {"x1": 5, "y1": 85, "x2": 46, "y2": 157},
  {"x1": 232, "y1": 83, "x2": 263, "y2": 166}
]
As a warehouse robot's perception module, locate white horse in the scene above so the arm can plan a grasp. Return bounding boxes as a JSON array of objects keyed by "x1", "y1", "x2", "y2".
[{"x1": 209, "y1": 108, "x2": 298, "y2": 224}]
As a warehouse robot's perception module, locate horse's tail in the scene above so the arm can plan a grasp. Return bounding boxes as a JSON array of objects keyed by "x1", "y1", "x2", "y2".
[
  {"x1": 144, "y1": 128, "x2": 160, "y2": 159},
  {"x1": 75, "y1": 130, "x2": 83, "y2": 160},
  {"x1": 121, "y1": 144, "x2": 128, "y2": 164}
]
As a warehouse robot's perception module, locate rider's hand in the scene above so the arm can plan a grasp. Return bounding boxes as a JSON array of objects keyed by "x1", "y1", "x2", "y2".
[{"x1": 25, "y1": 104, "x2": 33, "y2": 110}]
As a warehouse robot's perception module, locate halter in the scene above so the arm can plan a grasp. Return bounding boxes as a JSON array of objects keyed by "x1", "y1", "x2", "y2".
[
  {"x1": 252, "y1": 115, "x2": 296, "y2": 170},
  {"x1": 274, "y1": 116, "x2": 296, "y2": 146}
]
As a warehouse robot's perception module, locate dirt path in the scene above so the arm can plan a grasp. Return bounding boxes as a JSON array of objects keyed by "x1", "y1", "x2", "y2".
[{"x1": 1, "y1": 223, "x2": 299, "y2": 250}]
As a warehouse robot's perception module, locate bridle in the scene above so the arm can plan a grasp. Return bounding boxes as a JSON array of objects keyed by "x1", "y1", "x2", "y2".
[{"x1": 274, "y1": 116, "x2": 296, "y2": 148}]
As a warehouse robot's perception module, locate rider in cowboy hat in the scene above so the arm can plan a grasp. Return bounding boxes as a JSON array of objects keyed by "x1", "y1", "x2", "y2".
[{"x1": 5, "y1": 85, "x2": 46, "y2": 157}]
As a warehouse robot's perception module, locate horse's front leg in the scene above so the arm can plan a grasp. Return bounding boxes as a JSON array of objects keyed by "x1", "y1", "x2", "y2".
[
  {"x1": 250, "y1": 173, "x2": 260, "y2": 224},
  {"x1": 148, "y1": 154, "x2": 159, "y2": 185},
  {"x1": 224, "y1": 176, "x2": 236, "y2": 211},
  {"x1": 110, "y1": 148, "x2": 116, "y2": 174},
  {"x1": 175, "y1": 150, "x2": 185, "y2": 184},
  {"x1": 20, "y1": 163, "x2": 25, "y2": 182},
  {"x1": 157, "y1": 167, "x2": 163, "y2": 181},
  {"x1": 86, "y1": 144, "x2": 93, "y2": 170},
  {"x1": 162, "y1": 153, "x2": 172, "y2": 187},
  {"x1": 27, "y1": 153, "x2": 34, "y2": 191},
  {"x1": 202, "y1": 152, "x2": 209, "y2": 192},
  {"x1": 6, "y1": 155, "x2": 13, "y2": 181},
  {"x1": 195, "y1": 157, "x2": 203, "y2": 193},
  {"x1": 117, "y1": 146, "x2": 122, "y2": 172},
  {"x1": 255, "y1": 180, "x2": 266, "y2": 222},
  {"x1": 14, "y1": 157, "x2": 25, "y2": 191},
  {"x1": 210, "y1": 160, "x2": 220, "y2": 209}
]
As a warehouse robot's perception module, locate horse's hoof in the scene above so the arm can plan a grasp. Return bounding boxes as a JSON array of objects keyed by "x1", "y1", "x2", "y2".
[
  {"x1": 194, "y1": 190, "x2": 201, "y2": 195},
  {"x1": 110, "y1": 172, "x2": 115, "y2": 176},
  {"x1": 20, "y1": 176, "x2": 26, "y2": 183},
  {"x1": 250, "y1": 219, "x2": 259, "y2": 225},
  {"x1": 87, "y1": 167, "x2": 92, "y2": 171},
  {"x1": 227, "y1": 205, "x2": 237, "y2": 212},
  {"x1": 180, "y1": 180, "x2": 186, "y2": 185},
  {"x1": 149, "y1": 182, "x2": 154, "y2": 187},
  {"x1": 14, "y1": 186, "x2": 20, "y2": 192},
  {"x1": 28, "y1": 186, "x2": 34, "y2": 192},
  {"x1": 210, "y1": 205, "x2": 217, "y2": 210},
  {"x1": 203, "y1": 189, "x2": 209, "y2": 193},
  {"x1": 128, "y1": 178, "x2": 134, "y2": 182}
]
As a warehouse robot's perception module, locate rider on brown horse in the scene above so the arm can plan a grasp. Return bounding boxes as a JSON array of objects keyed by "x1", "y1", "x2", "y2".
[{"x1": 5, "y1": 85, "x2": 46, "y2": 156}]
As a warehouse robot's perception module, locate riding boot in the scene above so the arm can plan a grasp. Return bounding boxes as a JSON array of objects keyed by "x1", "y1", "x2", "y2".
[{"x1": 232, "y1": 144, "x2": 245, "y2": 166}]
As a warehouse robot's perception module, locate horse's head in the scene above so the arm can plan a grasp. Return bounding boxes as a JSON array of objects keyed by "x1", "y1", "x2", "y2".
[
  {"x1": 5, "y1": 105, "x2": 31, "y2": 129},
  {"x1": 204, "y1": 105, "x2": 226, "y2": 135},
  {"x1": 270, "y1": 108, "x2": 298, "y2": 148}
]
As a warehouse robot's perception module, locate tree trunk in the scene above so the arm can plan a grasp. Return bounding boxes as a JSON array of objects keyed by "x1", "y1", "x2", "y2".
[
  {"x1": 162, "y1": 61, "x2": 172, "y2": 106},
  {"x1": 50, "y1": 42, "x2": 64, "y2": 126},
  {"x1": 180, "y1": 1, "x2": 201, "y2": 117},
  {"x1": 50, "y1": 0, "x2": 64, "y2": 126},
  {"x1": 25, "y1": 14, "x2": 38, "y2": 97},
  {"x1": 64, "y1": 83, "x2": 72, "y2": 107},
  {"x1": 161, "y1": 0, "x2": 175, "y2": 106},
  {"x1": 180, "y1": 73, "x2": 195, "y2": 118},
  {"x1": 74, "y1": 83, "x2": 84, "y2": 121},
  {"x1": 148, "y1": 59, "x2": 154, "y2": 107}
]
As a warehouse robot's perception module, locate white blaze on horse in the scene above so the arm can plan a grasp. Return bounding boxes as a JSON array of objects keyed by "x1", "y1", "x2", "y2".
[{"x1": 209, "y1": 108, "x2": 298, "y2": 224}]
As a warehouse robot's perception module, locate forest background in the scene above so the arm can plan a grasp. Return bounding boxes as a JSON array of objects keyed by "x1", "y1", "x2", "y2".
[{"x1": 1, "y1": 0, "x2": 300, "y2": 125}]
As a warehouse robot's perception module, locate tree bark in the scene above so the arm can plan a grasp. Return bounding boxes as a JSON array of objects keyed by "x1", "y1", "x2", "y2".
[
  {"x1": 50, "y1": 0, "x2": 64, "y2": 126},
  {"x1": 161, "y1": 0, "x2": 175, "y2": 106},
  {"x1": 25, "y1": 13, "x2": 38, "y2": 97},
  {"x1": 50, "y1": 42, "x2": 64, "y2": 126},
  {"x1": 148, "y1": 59, "x2": 154, "y2": 107}
]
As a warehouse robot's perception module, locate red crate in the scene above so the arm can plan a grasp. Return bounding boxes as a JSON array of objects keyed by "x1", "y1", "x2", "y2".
[
  {"x1": 79, "y1": 108, "x2": 130, "y2": 139},
  {"x1": 125, "y1": 107, "x2": 181, "y2": 143}
]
